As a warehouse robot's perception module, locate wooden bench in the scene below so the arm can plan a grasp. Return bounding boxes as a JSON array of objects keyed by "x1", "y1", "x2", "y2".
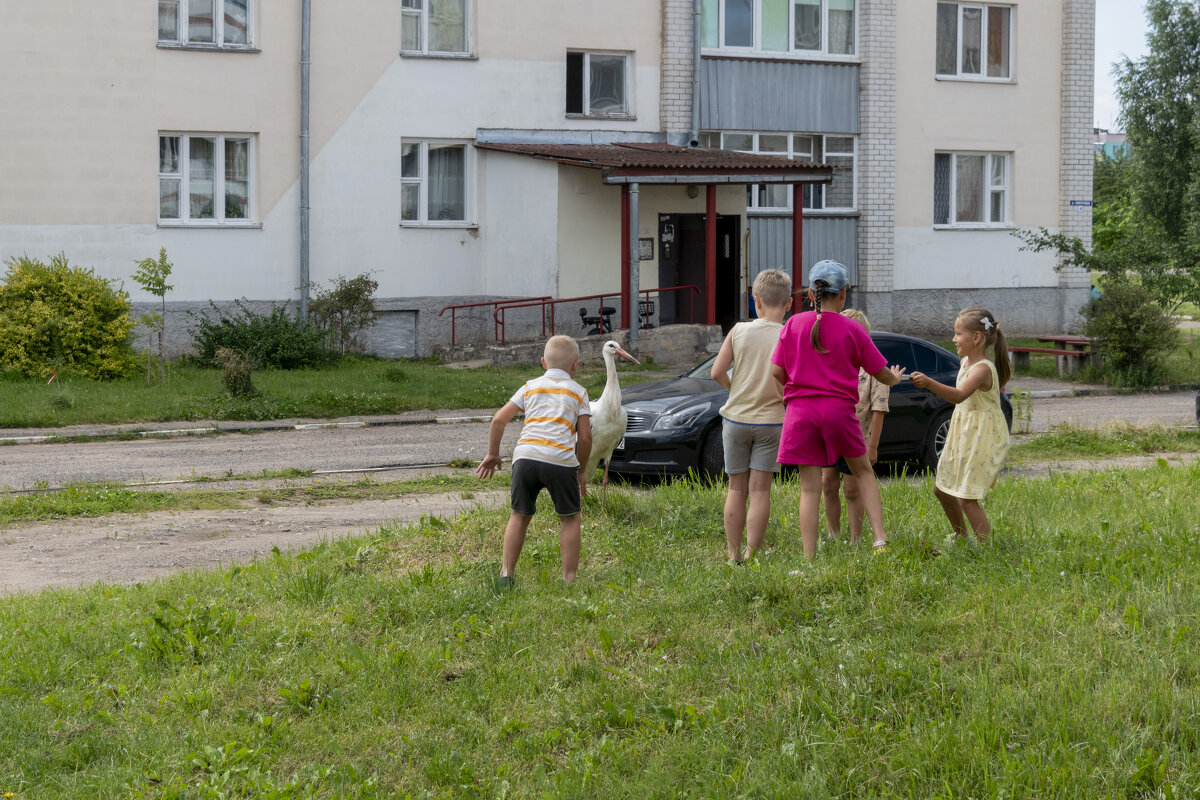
[{"x1": 1009, "y1": 335, "x2": 1095, "y2": 376}]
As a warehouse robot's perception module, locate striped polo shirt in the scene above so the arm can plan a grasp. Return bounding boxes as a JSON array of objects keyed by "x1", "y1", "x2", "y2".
[{"x1": 509, "y1": 368, "x2": 591, "y2": 469}]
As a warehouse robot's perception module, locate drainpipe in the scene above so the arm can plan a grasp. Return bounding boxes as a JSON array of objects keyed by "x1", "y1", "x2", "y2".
[
  {"x1": 629, "y1": 182, "x2": 640, "y2": 344},
  {"x1": 299, "y1": 0, "x2": 311, "y2": 317},
  {"x1": 690, "y1": 0, "x2": 701, "y2": 146}
]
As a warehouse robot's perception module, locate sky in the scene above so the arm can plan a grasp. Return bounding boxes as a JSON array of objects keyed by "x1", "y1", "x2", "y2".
[{"x1": 1094, "y1": 0, "x2": 1151, "y2": 131}]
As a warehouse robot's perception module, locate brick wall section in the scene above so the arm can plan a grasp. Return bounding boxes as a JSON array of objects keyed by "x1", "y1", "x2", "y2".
[
  {"x1": 661, "y1": 0, "x2": 694, "y2": 138},
  {"x1": 1059, "y1": 0, "x2": 1095, "y2": 289},
  {"x1": 856, "y1": 0, "x2": 897, "y2": 302}
]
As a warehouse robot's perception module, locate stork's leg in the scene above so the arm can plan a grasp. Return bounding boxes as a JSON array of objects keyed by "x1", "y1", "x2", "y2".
[{"x1": 601, "y1": 459, "x2": 611, "y2": 510}]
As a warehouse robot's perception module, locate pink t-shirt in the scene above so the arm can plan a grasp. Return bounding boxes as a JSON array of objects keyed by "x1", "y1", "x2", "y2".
[{"x1": 770, "y1": 310, "x2": 887, "y2": 405}]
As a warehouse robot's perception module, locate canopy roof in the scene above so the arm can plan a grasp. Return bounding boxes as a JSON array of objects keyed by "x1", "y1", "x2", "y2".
[{"x1": 474, "y1": 141, "x2": 833, "y2": 185}]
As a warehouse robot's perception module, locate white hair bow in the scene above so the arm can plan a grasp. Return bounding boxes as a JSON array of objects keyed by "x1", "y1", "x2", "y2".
[{"x1": 981, "y1": 316, "x2": 994, "y2": 331}]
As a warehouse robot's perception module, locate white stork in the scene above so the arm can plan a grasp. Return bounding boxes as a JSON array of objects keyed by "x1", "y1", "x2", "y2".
[{"x1": 585, "y1": 339, "x2": 639, "y2": 505}]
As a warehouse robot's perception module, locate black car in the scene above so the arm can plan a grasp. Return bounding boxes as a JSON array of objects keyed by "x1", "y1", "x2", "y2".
[{"x1": 608, "y1": 331, "x2": 1013, "y2": 478}]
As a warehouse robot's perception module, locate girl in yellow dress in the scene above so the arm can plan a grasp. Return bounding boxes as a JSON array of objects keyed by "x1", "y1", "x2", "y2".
[{"x1": 910, "y1": 307, "x2": 1011, "y2": 541}]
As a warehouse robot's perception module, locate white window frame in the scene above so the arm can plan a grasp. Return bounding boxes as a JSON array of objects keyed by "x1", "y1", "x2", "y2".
[
  {"x1": 400, "y1": 139, "x2": 475, "y2": 227},
  {"x1": 158, "y1": 132, "x2": 257, "y2": 226},
  {"x1": 933, "y1": 151, "x2": 1010, "y2": 228},
  {"x1": 157, "y1": 0, "x2": 255, "y2": 49},
  {"x1": 702, "y1": 130, "x2": 857, "y2": 213},
  {"x1": 702, "y1": 0, "x2": 858, "y2": 61},
  {"x1": 401, "y1": 0, "x2": 473, "y2": 57},
  {"x1": 935, "y1": 2, "x2": 1015, "y2": 81},
  {"x1": 565, "y1": 50, "x2": 635, "y2": 119}
]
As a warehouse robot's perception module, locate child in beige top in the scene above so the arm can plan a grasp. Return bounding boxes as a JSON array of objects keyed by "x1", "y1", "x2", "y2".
[
  {"x1": 711, "y1": 269, "x2": 792, "y2": 562},
  {"x1": 821, "y1": 309, "x2": 890, "y2": 544}
]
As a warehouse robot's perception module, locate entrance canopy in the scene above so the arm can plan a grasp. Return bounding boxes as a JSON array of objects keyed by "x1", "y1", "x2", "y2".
[{"x1": 474, "y1": 142, "x2": 832, "y2": 331}]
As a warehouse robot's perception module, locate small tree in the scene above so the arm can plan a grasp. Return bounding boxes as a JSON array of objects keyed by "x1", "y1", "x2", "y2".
[
  {"x1": 1082, "y1": 282, "x2": 1179, "y2": 388},
  {"x1": 132, "y1": 248, "x2": 174, "y2": 384},
  {"x1": 308, "y1": 273, "x2": 379, "y2": 355}
]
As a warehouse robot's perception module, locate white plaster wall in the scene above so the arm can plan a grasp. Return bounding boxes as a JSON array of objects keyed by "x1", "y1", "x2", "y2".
[
  {"x1": 893, "y1": 227, "x2": 1061, "y2": 290},
  {"x1": 892, "y1": 2, "x2": 1064, "y2": 292},
  {"x1": 481, "y1": 154, "x2": 559, "y2": 297}
]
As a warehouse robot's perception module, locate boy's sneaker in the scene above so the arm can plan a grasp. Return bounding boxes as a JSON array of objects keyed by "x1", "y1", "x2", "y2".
[{"x1": 496, "y1": 575, "x2": 516, "y2": 590}]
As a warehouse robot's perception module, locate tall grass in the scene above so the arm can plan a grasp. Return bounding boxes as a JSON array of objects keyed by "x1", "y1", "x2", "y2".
[{"x1": 3, "y1": 464, "x2": 1199, "y2": 797}]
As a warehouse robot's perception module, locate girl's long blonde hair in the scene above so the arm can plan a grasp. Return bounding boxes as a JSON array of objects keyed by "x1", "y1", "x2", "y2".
[{"x1": 957, "y1": 307, "x2": 1011, "y2": 388}]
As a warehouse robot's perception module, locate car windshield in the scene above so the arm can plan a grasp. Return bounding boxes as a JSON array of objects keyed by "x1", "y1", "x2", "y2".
[{"x1": 683, "y1": 354, "x2": 719, "y2": 379}]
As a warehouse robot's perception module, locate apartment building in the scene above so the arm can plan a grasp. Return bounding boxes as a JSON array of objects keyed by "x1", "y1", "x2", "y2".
[{"x1": 0, "y1": 1, "x2": 1094, "y2": 355}]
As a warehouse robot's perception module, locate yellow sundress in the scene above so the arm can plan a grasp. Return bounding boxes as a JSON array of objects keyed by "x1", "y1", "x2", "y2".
[{"x1": 935, "y1": 358, "x2": 1010, "y2": 500}]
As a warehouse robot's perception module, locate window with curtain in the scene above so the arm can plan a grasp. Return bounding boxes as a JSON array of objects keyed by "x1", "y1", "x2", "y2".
[
  {"x1": 703, "y1": 130, "x2": 857, "y2": 212},
  {"x1": 158, "y1": 133, "x2": 256, "y2": 224},
  {"x1": 702, "y1": 0, "x2": 855, "y2": 57},
  {"x1": 400, "y1": 140, "x2": 471, "y2": 225},
  {"x1": 157, "y1": 0, "x2": 254, "y2": 47},
  {"x1": 565, "y1": 51, "x2": 632, "y2": 117},
  {"x1": 933, "y1": 151, "x2": 1009, "y2": 226},
  {"x1": 935, "y1": 3, "x2": 1012, "y2": 79},
  {"x1": 402, "y1": 0, "x2": 471, "y2": 55}
]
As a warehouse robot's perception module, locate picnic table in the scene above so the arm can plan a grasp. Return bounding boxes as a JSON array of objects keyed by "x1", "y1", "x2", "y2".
[{"x1": 1009, "y1": 334, "x2": 1096, "y2": 376}]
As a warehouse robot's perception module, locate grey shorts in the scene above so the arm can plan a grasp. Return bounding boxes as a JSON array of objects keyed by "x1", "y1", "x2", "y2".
[
  {"x1": 510, "y1": 458, "x2": 581, "y2": 517},
  {"x1": 721, "y1": 420, "x2": 783, "y2": 475}
]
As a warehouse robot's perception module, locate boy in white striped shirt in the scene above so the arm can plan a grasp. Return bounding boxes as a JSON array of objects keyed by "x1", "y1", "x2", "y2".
[{"x1": 477, "y1": 335, "x2": 593, "y2": 584}]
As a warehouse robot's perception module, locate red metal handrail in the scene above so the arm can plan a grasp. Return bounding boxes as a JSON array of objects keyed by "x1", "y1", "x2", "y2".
[
  {"x1": 438, "y1": 296, "x2": 551, "y2": 346},
  {"x1": 493, "y1": 285, "x2": 701, "y2": 345}
]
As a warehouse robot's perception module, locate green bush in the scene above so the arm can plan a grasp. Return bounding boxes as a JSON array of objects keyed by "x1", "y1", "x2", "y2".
[
  {"x1": 188, "y1": 300, "x2": 334, "y2": 370},
  {"x1": 308, "y1": 273, "x2": 378, "y2": 355},
  {"x1": 0, "y1": 253, "x2": 139, "y2": 380},
  {"x1": 1084, "y1": 281, "x2": 1179, "y2": 387}
]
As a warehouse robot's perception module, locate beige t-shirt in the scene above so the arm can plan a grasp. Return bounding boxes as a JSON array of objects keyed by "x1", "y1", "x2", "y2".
[
  {"x1": 855, "y1": 369, "x2": 890, "y2": 438},
  {"x1": 718, "y1": 318, "x2": 785, "y2": 424}
]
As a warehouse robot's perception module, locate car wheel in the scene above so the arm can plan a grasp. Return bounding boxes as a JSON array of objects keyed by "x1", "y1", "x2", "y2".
[
  {"x1": 699, "y1": 424, "x2": 725, "y2": 480},
  {"x1": 921, "y1": 409, "x2": 952, "y2": 471}
]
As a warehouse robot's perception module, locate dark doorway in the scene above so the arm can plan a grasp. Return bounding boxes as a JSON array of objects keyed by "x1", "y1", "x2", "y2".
[{"x1": 657, "y1": 213, "x2": 741, "y2": 332}]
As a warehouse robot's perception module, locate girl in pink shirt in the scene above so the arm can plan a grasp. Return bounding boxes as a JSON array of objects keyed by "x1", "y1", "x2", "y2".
[{"x1": 770, "y1": 260, "x2": 904, "y2": 559}]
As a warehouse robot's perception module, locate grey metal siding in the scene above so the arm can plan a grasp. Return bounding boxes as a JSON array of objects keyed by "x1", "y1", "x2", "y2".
[
  {"x1": 699, "y1": 59, "x2": 860, "y2": 133},
  {"x1": 748, "y1": 216, "x2": 858, "y2": 285}
]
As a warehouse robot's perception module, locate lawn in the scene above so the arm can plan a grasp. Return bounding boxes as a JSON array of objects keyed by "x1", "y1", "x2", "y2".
[
  {"x1": 0, "y1": 357, "x2": 669, "y2": 429},
  {"x1": 3, "y1": 463, "x2": 1199, "y2": 798}
]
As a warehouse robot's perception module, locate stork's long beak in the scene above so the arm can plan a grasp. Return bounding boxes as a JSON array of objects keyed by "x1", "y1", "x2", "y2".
[{"x1": 615, "y1": 347, "x2": 640, "y2": 365}]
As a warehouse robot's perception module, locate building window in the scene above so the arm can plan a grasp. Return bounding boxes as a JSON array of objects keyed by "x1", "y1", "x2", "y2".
[
  {"x1": 401, "y1": 0, "x2": 470, "y2": 55},
  {"x1": 159, "y1": 133, "x2": 255, "y2": 224},
  {"x1": 158, "y1": 0, "x2": 252, "y2": 48},
  {"x1": 701, "y1": 131, "x2": 857, "y2": 212},
  {"x1": 934, "y1": 151, "x2": 1008, "y2": 226},
  {"x1": 566, "y1": 51, "x2": 633, "y2": 118},
  {"x1": 401, "y1": 140, "x2": 471, "y2": 225},
  {"x1": 936, "y1": 3, "x2": 1012, "y2": 79},
  {"x1": 701, "y1": 0, "x2": 855, "y2": 58}
]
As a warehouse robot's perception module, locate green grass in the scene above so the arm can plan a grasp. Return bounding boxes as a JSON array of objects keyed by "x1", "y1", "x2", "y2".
[
  {"x1": 0, "y1": 473, "x2": 508, "y2": 526},
  {"x1": 0, "y1": 357, "x2": 669, "y2": 428},
  {"x1": 1009, "y1": 425, "x2": 1200, "y2": 463},
  {"x1": 3, "y1": 464, "x2": 1200, "y2": 797}
]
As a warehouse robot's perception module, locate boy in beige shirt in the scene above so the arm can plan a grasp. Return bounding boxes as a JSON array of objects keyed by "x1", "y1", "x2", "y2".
[{"x1": 710, "y1": 269, "x2": 792, "y2": 562}]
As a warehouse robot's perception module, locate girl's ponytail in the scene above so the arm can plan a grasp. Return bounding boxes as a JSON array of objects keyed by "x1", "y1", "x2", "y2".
[
  {"x1": 992, "y1": 326, "x2": 1011, "y2": 388},
  {"x1": 809, "y1": 282, "x2": 829, "y2": 354}
]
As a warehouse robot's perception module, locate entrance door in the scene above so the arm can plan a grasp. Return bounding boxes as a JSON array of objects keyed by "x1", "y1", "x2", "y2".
[{"x1": 658, "y1": 213, "x2": 741, "y2": 331}]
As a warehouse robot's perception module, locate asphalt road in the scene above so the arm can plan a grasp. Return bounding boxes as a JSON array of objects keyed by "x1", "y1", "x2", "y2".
[{"x1": 0, "y1": 390, "x2": 1194, "y2": 490}]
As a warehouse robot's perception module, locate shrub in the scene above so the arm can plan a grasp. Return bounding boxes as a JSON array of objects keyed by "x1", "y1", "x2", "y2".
[
  {"x1": 1084, "y1": 281, "x2": 1179, "y2": 387},
  {"x1": 308, "y1": 273, "x2": 379, "y2": 355},
  {"x1": 189, "y1": 300, "x2": 334, "y2": 370},
  {"x1": 0, "y1": 253, "x2": 139, "y2": 380},
  {"x1": 215, "y1": 347, "x2": 256, "y2": 398}
]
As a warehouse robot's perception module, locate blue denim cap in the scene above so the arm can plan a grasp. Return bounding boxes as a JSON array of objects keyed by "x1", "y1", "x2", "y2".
[{"x1": 809, "y1": 259, "x2": 849, "y2": 293}]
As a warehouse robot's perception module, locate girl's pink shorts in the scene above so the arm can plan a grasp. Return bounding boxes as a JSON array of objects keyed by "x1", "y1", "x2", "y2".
[{"x1": 777, "y1": 398, "x2": 866, "y2": 466}]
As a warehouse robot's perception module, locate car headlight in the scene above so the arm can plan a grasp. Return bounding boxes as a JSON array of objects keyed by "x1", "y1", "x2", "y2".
[{"x1": 652, "y1": 401, "x2": 712, "y2": 431}]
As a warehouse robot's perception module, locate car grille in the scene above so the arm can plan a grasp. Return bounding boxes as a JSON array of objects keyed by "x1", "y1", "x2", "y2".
[{"x1": 624, "y1": 411, "x2": 654, "y2": 434}]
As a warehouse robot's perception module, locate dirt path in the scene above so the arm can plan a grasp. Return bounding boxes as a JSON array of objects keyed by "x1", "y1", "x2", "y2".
[
  {"x1": 4, "y1": 452, "x2": 1198, "y2": 597},
  {"x1": 0, "y1": 490, "x2": 508, "y2": 596}
]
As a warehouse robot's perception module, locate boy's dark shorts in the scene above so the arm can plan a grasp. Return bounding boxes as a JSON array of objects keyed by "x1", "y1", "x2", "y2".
[{"x1": 510, "y1": 459, "x2": 581, "y2": 517}]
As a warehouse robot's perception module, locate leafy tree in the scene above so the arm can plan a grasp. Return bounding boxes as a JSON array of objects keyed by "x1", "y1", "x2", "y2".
[
  {"x1": 308, "y1": 273, "x2": 379, "y2": 355},
  {"x1": 132, "y1": 248, "x2": 174, "y2": 384}
]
